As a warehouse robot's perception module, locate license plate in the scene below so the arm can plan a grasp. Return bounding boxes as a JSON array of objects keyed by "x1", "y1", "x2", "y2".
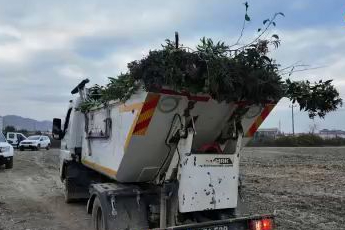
[{"x1": 194, "y1": 226, "x2": 229, "y2": 230}]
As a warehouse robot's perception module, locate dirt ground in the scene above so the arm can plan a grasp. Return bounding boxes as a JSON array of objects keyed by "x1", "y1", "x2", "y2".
[
  {"x1": 0, "y1": 147, "x2": 344, "y2": 230},
  {"x1": 0, "y1": 150, "x2": 91, "y2": 230},
  {"x1": 240, "y1": 147, "x2": 345, "y2": 230}
]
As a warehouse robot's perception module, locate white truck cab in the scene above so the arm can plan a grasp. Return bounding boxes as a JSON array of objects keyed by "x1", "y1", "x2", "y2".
[
  {"x1": 0, "y1": 132, "x2": 14, "y2": 169},
  {"x1": 6, "y1": 132, "x2": 27, "y2": 148}
]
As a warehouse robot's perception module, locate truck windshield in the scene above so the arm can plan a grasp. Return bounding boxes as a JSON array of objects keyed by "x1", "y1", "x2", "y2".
[
  {"x1": 28, "y1": 136, "x2": 40, "y2": 140},
  {"x1": 0, "y1": 133, "x2": 6, "y2": 142}
]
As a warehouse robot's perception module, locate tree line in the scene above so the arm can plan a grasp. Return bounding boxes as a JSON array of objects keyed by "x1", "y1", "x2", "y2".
[{"x1": 2, "y1": 125, "x2": 44, "y2": 136}]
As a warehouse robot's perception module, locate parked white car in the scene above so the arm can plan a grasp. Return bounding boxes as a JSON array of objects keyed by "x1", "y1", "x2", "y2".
[
  {"x1": 6, "y1": 132, "x2": 27, "y2": 148},
  {"x1": 0, "y1": 132, "x2": 14, "y2": 169},
  {"x1": 19, "y1": 135, "x2": 51, "y2": 151}
]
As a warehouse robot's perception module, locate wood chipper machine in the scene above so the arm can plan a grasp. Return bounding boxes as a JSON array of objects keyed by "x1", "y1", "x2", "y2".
[{"x1": 52, "y1": 79, "x2": 277, "y2": 230}]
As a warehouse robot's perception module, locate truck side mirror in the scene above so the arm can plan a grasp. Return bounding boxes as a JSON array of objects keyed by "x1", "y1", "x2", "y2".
[{"x1": 52, "y1": 118, "x2": 62, "y2": 140}]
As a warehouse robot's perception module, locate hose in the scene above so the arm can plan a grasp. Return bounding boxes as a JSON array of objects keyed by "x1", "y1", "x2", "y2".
[{"x1": 152, "y1": 113, "x2": 183, "y2": 183}]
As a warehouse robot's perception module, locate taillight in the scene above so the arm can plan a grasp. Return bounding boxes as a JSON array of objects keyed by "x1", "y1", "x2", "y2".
[{"x1": 249, "y1": 218, "x2": 274, "y2": 230}]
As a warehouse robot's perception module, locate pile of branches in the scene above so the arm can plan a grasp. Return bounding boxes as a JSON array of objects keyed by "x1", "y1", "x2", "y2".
[
  {"x1": 79, "y1": 4, "x2": 342, "y2": 118},
  {"x1": 79, "y1": 37, "x2": 342, "y2": 118}
]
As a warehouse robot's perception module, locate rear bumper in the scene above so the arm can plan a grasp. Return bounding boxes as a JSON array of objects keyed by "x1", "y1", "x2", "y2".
[
  {"x1": 157, "y1": 214, "x2": 275, "y2": 230},
  {"x1": 8, "y1": 142, "x2": 18, "y2": 147},
  {"x1": 20, "y1": 144, "x2": 38, "y2": 149},
  {"x1": 0, "y1": 155, "x2": 12, "y2": 165}
]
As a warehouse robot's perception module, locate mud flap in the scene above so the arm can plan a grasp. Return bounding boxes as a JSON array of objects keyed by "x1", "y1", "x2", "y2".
[
  {"x1": 89, "y1": 183, "x2": 149, "y2": 230},
  {"x1": 64, "y1": 161, "x2": 95, "y2": 200}
]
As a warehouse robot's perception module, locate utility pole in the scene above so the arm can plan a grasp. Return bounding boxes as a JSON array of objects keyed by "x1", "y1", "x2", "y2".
[
  {"x1": 279, "y1": 120, "x2": 281, "y2": 134},
  {"x1": 289, "y1": 104, "x2": 297, "y2": 135}
]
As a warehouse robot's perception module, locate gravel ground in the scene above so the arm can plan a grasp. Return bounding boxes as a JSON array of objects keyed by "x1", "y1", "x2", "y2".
[
  {"x1": 0, "y1": 147, "x2": 344, "y2": 230},
  {"x1": 240, "y1": 147, "x2": 345, "y2": 230},
  {"x1": 0, "y1": 150, "x2": 91, "y2": 230}
]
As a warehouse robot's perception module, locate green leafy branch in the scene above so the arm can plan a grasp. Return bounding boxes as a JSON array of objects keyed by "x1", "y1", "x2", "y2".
[
  {"x1": 78, "y1": 3, "x2": 342, "y2": 118},
  {"x1": 79, "y1": 37, "x2": 342, "y2": 118},
  {"x1": 228, "y1": 2, "x2": 284, "y2": 53},
  {"x1": 285, "y1": 79, "x2": 342, "y2": 118}
]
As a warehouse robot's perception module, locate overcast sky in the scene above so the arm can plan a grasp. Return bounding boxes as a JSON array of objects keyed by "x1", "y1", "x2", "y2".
[{"x1": 0, "y1": 0, "x2": 344, "y2": 133}]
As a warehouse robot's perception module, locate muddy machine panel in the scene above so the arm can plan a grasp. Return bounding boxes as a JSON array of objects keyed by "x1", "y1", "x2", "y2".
[{"x1": 79, "y1": 90, "x2": 275, "y2": 185}]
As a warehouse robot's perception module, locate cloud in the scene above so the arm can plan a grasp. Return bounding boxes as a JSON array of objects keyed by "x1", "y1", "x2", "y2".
[
  {"x1": 0, "y1": 0, "x2": 344, "y2": 132},
  {"x1": 259, "y1": 27, "x2": 345, "y2": 132}
]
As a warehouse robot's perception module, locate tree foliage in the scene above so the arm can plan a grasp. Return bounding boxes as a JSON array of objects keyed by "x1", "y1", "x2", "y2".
[
  {"x1": 3, "y1": 126, "x2": 16, "y2": 133},
  {"x1": 79, "y1": 4, "x2": 342, "y2": 119},
  {"x1": 285, "y1": 79, "x2": 342, "y2": 118},
  {"x1": 248, "y1": 134, "x2": 345, "y2": 147}
]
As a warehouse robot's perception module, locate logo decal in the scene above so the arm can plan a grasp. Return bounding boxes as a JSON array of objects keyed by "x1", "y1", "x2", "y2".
[
  {"x1": 202, "y1": 157, "x2": 233, "y2": 167},
  {"x1": 213, "y1": 158, "x2": 233, "y2": 165}
]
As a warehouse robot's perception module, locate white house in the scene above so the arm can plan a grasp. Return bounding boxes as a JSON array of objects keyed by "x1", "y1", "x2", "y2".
[
  {"x1": 319, "y1": 129, "x2": 345, "y2": 139},
  {"x1": 254, "y1": 128, "x2": 280, "y2": 140}
]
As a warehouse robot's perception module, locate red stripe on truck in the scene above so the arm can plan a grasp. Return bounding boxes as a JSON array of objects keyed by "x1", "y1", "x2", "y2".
[
  {"x1": 245, "y1": 104, "x2": 276, "y2": 137},
  {"x1": 132, "y1": 94, "x2": 161, "y2": 135}
]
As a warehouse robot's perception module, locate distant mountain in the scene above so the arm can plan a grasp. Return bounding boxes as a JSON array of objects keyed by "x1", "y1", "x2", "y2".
[{"x1": 2, "y1": 115, "x2": 52, "y2": 131}]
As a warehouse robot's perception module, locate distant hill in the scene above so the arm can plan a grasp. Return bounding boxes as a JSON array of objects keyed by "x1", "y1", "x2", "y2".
[{"x1": 2, "y1": 115, "x2": 52, "y2": 132}]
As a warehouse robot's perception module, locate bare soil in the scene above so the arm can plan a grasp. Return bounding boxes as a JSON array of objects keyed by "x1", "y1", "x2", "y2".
[
  {"x1": 0, "y1": 147, "x2": 344, "y2": 230},
  {"x1": 0, "y1": 150, "x2": 91, "y2": 230},
  {"x1": 240, "y1": 147, "x2": 345, "y2": 230}
]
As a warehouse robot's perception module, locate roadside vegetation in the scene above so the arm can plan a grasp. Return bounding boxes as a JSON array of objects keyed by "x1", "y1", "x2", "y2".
[
  {"x1": 247, "y1": 134, "x2": 345, "y2": 147},
  {"x1": 2, "y1": 125, "x2": 41, "y2": 136}
]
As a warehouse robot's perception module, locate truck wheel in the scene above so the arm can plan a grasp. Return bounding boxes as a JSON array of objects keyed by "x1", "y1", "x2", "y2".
[
  {"x1": 36, "y1": 144, "x2": 41, "y2": 150},
  {"x1": 46, "y1": 144, "x2": 50, "y2": 150},
  {"x1": 92, "y1": 196, "x2": 107, "y2": 230},
  {"x1": 64, "y1": 178, "x2": 76, "y2": 203},
  {"x1": 5, "y1": 157, "x2": 13, "y2": 169}
]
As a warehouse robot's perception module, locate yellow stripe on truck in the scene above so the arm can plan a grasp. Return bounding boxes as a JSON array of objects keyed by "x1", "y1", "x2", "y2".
[
  {"x1": 119, "y1": 102, "x2": 143, "y2": 112},
  {"x1": 82, "y1": 159, "x2": 117, "y2": 177},
  {"x1": 245, "y1": 104, "x2": 276, "y2": 137},
  {"x1": 124, "y1": 110, "x2": 142, "y2": 151},
  {"x1": 132, "y1": 93, "x2": 160, "y2": 135},
  {"x1": 123, "y1": 93, "x2": 160, "y2": 151}
]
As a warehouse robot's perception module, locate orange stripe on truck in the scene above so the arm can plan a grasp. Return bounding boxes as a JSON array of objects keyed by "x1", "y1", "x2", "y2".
[
  {"x1": 119, "y1": 102, "x2": 143, "y2": 112},
  {"x1": 133, "y1": 93, "x2": 161, "y2": 135},
  {"x1": 124, "y1": 109, "x2": 142, "y2": 150},
  {"x1": 82, "y1": 159, "x2": 117, "y2": 177},
  {"x1": 245, "y1": 104, "x2": 276, "y2": 137}
]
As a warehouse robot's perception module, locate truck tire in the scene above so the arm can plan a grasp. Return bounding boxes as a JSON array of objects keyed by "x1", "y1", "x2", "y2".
[
  {"x1": 46, "y1": 144, "x2": 50, "y2": 150},
  {"x1": 36, "y1": 144, "x2": 41, "y2": 151},
  {"x1": 64, "y1": 178, "x2": 76, "y2": 203},
  {"x1": 5, "y1": 157, "x2": 13, "y2": 169},
  {"x1": 92, "y1": 196, "x2": 107, "y2": 230}
]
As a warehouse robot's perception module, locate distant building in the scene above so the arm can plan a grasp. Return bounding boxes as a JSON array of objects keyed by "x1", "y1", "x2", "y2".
[
  {"x1": 0, "y1": 116, "x2": 3, "y2": 131},
  {"x1": 319, "y1": 129, "x2": 345, "y2": 139},
  {"x1": 254, "y1": 128, "x2": 280, "y2": 140}
]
